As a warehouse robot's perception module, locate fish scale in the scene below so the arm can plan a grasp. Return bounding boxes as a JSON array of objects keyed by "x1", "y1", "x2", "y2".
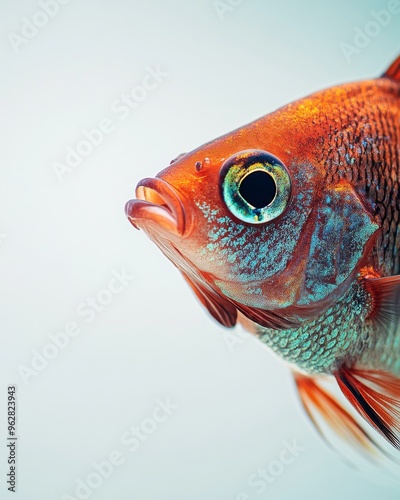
[{"x1": 252, "y1": 281, "x2": 376, "y2": 374}]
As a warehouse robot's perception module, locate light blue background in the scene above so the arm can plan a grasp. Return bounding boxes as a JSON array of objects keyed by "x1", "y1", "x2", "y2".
[{"x1": 0, "y1": 0, "x2": 399, "y2": 499}]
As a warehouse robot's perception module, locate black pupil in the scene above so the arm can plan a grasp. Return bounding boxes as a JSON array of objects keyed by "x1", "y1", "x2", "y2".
[{"x1": 239, "y1": 170, "x2": 276, "y2": 208}]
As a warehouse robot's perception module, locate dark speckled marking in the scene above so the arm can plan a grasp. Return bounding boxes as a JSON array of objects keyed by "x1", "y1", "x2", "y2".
[{"x1": 317, "y1": 82, "x2": 400, "y2": 277}]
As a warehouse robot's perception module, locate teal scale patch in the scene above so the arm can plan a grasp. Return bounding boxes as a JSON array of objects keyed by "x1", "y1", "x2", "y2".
[
  {"x1": 195, "y1": 164, "x2": 315, "y2": 285},
  {"x1": 299, "y1": 186, "x2": 378, "y2": 305},
  {"x1": 253, "y1": 280, "x2": 373, "y2": 374}
]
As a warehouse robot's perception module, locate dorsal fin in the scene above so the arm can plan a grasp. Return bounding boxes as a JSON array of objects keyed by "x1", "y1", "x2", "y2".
[{"x1": 382, "y1": 55, "x2": 400, "y2": 82}]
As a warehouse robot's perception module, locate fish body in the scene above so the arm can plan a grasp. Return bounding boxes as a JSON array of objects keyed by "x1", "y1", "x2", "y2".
[{"x1": 126, "y1": 57, "x2": 400, "y2": 453}]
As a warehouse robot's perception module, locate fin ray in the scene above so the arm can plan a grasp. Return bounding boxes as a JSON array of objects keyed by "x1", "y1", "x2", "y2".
[
  {"x1": 294, "y1": 372, "x2": 379, "y2": 455},
  {"x1": 233, "y1": 302, "x2": 302, "y2": 330},
  {"x1": 363, "y1": 273, "x2": 400, "y2": 333},
  {"x1": 336, "y1": 368, "x2": 400, "y2": 450},
  {"x1": 181, "y1": 272, "x2": 237, "y2": 327}
]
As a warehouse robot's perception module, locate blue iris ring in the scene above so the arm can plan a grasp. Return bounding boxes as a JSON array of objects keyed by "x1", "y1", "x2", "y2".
[{"x1": 219, "y1": 150, "x2": 291, "y2": 225}]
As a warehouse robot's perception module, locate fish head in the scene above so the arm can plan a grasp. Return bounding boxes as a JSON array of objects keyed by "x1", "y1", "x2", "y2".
[{"x1": 125, "y1": 98, "x2": 379, "y2": 329}]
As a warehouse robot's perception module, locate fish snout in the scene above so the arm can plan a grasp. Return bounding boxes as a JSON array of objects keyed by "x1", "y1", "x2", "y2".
[{"x1": 125, "y1": 177, "x2": 186, "y2": 237}]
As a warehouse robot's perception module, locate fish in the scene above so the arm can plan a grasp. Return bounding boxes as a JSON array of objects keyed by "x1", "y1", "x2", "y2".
[{"x1": 125, "y1": 55, "x2": 400, "y2": 456}]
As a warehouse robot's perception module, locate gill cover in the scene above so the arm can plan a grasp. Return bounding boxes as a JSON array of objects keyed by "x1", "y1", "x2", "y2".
[
  {"x1": 209, "y1": 173, "x2": 378, "y2": 326},
  {"x1": 300, "y1": 183, "x2": 379, "y2": 305},
  {"x1": 190, "y1": 157, "x2": 379, "y2": 328}
]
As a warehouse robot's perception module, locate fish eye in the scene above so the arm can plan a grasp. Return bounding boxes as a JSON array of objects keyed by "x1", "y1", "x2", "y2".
[{"x1": 219, "y1": 150, "x2": 291, "y2": 224}]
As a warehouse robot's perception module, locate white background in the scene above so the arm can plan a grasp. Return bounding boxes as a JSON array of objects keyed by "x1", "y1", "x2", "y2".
[{"x1": 1, "y1": 0, "x2": 400, "y2": 499}]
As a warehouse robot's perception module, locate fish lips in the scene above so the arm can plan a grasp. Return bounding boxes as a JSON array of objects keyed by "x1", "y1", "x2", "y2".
[{"x1": 125, "y1": 177, "x2": 186, "y2": 237}]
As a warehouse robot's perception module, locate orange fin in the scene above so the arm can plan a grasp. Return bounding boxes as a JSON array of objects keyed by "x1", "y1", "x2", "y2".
[
  {"x1": 233, "y1": 302, "x2": 302, "y2": 330},
  {"x1": 382, "y1": 55, "x2": 400, "y2": 82},
  {"x1": 181, "y1": 272, "x2": 237, "y2": 328},
  {"x1": 182, "y1": 271, "x2": 301, "y2": 330},
  {"x1": 294, "y1": 372, "x2": 379, "y2": 456},
  {"x1": 336, "y1": 368, "x2": 400, "y2": 450},
  {"x1": 363, "y1": 273, "x2": 400, "y2": 333}
]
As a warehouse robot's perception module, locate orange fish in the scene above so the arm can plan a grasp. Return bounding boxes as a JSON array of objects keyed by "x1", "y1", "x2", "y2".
[{"x1": 125, "y1": 56, "x2": 400, "y2": 455}]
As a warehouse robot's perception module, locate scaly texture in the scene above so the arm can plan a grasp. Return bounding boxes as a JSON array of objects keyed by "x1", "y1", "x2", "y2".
[{"x1": 252, "y1": 280, "x2": 376, "y2": 374}]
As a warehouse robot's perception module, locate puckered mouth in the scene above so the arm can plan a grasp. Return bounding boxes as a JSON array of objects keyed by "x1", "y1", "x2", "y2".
[{"x1": 125, "y1": 177, "x2": 186, "y2": 237}]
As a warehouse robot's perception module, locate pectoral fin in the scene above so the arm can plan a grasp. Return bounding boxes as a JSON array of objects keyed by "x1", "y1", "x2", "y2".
[{"x1": 362, "y1": 270, "x2": 400, "y2": 333}]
